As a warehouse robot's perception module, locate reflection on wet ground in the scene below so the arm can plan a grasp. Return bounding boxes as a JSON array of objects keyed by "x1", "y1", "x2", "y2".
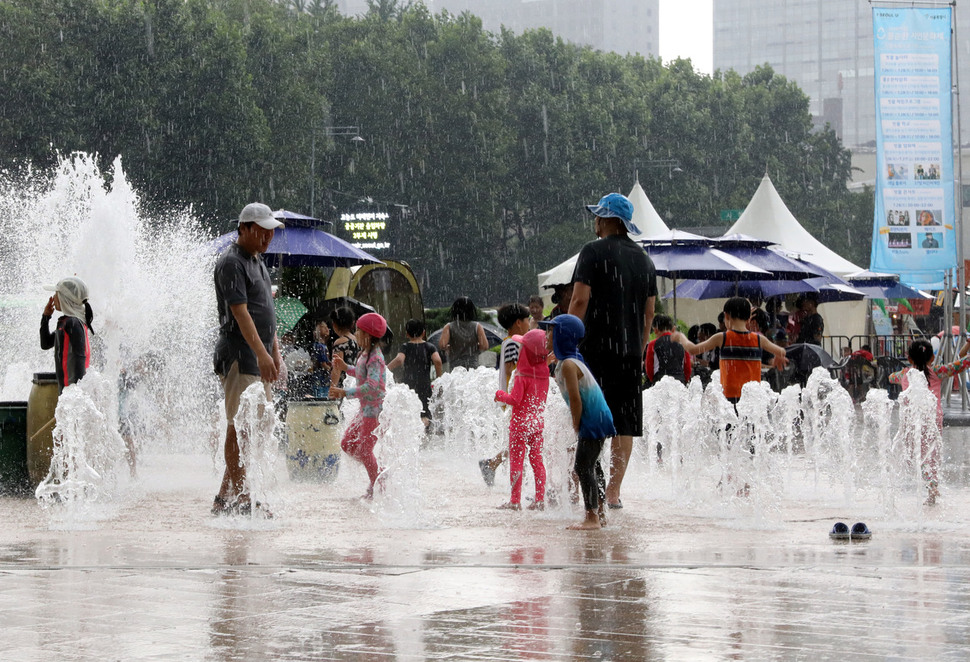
[{"x1": 3, "y1": 438, "x2": 970, "y2": 660}]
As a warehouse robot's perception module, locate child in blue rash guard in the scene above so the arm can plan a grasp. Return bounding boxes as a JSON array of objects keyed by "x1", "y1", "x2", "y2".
[{"x1": 538, "y1": 314, "x2": 615, "y2": 530}]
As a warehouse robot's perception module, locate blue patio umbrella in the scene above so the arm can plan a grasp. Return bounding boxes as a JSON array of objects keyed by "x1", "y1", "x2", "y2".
[
  {"x1": 845, "y1": 271, "x2": 932, "y2": 300},
  {"x1": 643, "y1": 245, "x2": 772, "y2": 280},
  {"x1": 641, "y1": 242, "x2": 770, "y2": 319},
  {"x1": 710, "y1": 234, "x2": 828, "y2": 280},
  {"x1": 669, "y1": 272, "x2": 864, "y2": 303},
  {"x1": 208, "y1": 227, "x2": 383, "y2": 268}
]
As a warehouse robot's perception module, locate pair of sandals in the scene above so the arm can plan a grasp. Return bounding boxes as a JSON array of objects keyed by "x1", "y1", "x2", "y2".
[{"x1": 829, "y1": 521, "x2": 871, "y2": 541}]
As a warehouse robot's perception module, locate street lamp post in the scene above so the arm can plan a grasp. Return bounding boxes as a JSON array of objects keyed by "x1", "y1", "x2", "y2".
[{"x1": 310, "y1": 126, "x2": 364, "y2": 218}]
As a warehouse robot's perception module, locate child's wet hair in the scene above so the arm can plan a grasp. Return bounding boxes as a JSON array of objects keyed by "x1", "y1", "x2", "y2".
[
  {"x1": 723, "y1": 297, "x2": 751, "y2": 321},
  {"x1": 652, "y1": 314, "x2": 674, "y2": 332},
  {"x1": 450, "y1": 296, "x2": 476, "y2": 322},
  {"x1": 497, "y1": 303, "x2": 529, "y2": 330},
  {"x1": 330, "y1": 306, "x2": 356, "y2": 331},
  {"x1": 405, "y1": 318, "x2": 425, "y2": 338},
  {"x1": 908, "y1": 339, "x2": 934, "y2": 379}
]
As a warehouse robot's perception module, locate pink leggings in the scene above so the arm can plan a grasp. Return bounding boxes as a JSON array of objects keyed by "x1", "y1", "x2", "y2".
[
  {"x1": 341, "y1": 415, "x2": 381, "y2": 494},
  {"x1": 508, "y1": 418, "x2": 545, "y2": 505}
]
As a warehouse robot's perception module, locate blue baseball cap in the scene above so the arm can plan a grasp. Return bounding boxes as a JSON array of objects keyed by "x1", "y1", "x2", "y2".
[{"x1": 585, "y1": 192, "x2": 639, "y2": 235}]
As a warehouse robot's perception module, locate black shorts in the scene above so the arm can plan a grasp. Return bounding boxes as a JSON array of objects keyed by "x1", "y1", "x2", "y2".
[{"x1": 585, "y1": 353, "x2": 643, "y2": 437}]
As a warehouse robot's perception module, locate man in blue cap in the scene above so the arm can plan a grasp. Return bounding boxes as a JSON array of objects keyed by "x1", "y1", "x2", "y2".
[{"x1": 568, "y1": 192, "x2": 657, "y2": 509}]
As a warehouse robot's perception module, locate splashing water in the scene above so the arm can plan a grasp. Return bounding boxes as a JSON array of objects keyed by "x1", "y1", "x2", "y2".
[
  {"x1": 430, "y1": 367, "x2": 507, "y2": 455},
  {"x1": 0, "y1": 154, "x2": 224, "y2": 514},
  {"x1": 892, "y1": 370, "x2": 941, "y2": 517},
  {"x1": 0, "y1": 153, "x2": 219, "y2": 448},
  {"x1": 861, "y1": 388, "x2": 900, "y2": 514},
  {"x1": 374, "y1": 383, "x2": 431, "y2": 527},
  {"x1": 36, "y1": 372, "x2": 131, "y2": 523},
  {"x1": 801, "y1": 366, "x2": 858, "y2": 502},
  {"x1": 234, "y1": 382, "x2": 280, "y2": 516}
]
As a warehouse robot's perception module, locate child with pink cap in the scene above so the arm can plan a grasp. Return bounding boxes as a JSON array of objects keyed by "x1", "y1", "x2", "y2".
[
  {"x1": 493, "y1": 328, "x2": 550, "y2": 510},
  {"x1": 330, "y1": 312, "x2": 388, "y2": 500}
]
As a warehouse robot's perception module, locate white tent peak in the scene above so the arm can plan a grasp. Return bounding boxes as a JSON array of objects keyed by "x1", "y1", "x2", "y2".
[
  {"x1": 626, "y1": 180, "x2": 670, "y2": 241},
  {"x1": 726, "y1": 173, "x2": 861, "y2": 276}
]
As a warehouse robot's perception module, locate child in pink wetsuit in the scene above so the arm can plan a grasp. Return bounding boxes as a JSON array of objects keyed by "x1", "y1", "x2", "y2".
[
  {"x1": 889, "y1": 338, "x2": 970, "y2": 505},
  {"x1": 330, "y1": 312, "x2": 388, "y2": 500},
  {"x1": 494, "y1": 328, "x2": 550, "y2": 510}
]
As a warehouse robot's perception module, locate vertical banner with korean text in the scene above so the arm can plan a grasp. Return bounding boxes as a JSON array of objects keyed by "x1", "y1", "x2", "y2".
[{"x1": 871, "y1": 7, "x2": 955, "y2": 288}]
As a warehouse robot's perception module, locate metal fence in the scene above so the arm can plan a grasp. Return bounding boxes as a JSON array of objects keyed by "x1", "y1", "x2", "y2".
[{"x1": 787, "y1": 334, "x2": 914, "y2": 402}]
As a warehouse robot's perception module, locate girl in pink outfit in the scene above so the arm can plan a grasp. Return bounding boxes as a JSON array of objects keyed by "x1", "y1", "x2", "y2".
[
  {"x1": 330, "y1": 312, "x2": 388, "y2": 500},
  {"x1": 890, "y1": 338, "x2": 970, "y2": 505},
  {"x1": 494, "y1": 328, "x2": 550, "y2": 510}
]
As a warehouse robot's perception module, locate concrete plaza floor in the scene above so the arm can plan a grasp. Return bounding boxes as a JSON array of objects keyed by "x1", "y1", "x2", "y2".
[{"x1": 3, "y1": 439, "x2": 970, "y2": 662}]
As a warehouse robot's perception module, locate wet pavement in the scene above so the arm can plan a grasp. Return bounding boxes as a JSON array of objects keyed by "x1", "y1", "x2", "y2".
[{"x1": 4, "y1": 444, "x2": 970, "y2": 661}]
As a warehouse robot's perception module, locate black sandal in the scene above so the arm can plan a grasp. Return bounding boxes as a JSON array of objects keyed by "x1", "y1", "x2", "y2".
[{"x1": 211, "y1": 495, "x2": 231, "y2": 516}]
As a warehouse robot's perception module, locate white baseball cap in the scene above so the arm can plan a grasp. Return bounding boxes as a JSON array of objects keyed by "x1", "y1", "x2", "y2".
[{"x1": 238, "y1": 202, "x2": 284, "y2": 229}]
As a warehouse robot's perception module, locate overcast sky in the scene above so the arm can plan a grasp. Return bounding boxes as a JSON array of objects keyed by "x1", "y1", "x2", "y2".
[{"x1": 659, "y1": 0, "x2": 713, "y2": 75}]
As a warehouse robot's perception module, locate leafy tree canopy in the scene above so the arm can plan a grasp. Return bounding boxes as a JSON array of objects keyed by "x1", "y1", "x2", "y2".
[{"x1": 0, "y1": 0, "x2": 868, "y2": 306}]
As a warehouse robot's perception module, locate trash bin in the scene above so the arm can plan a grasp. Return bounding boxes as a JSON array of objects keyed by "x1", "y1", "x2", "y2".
[
  {"x1": 0, "y1": 401, "x2": 29, "y2": 495},
  {"x1": 26, "y1": 372, "x2": 58, "y2": 488},
  {"x1": 285, "y1": 398, "x2": 342, "y2": 483}
]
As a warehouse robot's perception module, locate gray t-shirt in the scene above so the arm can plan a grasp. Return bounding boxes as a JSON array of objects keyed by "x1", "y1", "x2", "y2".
[{"x1": 213, "y1": 242, "x2": 276, "y2": 377}]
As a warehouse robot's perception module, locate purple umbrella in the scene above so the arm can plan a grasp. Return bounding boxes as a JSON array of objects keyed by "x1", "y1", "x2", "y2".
[
  {"x1": 272, "y1": 209, "x2": 332, "y2": 228},
  {"x1": 710, "y1": 234, "x2": 828, "y2": 280},
  {"x1": 208, "y1": 227, "x2": 383, "y2": 268},
  {"x1": 668, "y1": 275, "x2": 864, "y2": 302}
]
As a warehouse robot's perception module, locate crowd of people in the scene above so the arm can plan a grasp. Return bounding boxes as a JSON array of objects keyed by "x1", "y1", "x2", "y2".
[{"x1": 35, "y1": 195, "x2": 950, "y2": 524}]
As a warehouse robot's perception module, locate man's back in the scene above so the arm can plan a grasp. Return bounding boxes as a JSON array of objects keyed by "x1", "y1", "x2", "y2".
[{"x1": 573, "y1": 234, "x2": 656, "y2": 359}]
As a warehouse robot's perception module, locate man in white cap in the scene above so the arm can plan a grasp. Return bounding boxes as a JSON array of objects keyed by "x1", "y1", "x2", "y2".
[
  {"x1": 211, "y1": 202, "x2": 284, "y2": 516},
  {"x1": 569, "y1": 192, "x2": 657, "y2": 510}
]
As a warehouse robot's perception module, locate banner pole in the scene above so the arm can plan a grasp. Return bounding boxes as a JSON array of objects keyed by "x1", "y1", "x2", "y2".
[{"x1": 949, "y1": 1, "x2": 968, "y2": 409}]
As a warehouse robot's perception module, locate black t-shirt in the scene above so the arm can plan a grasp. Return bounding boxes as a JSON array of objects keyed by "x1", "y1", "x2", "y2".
[
  {"x1": 213, "y1": 243, "x2": 276, "y2": 377},
  {"x1": 572, "y1": 234, "x2": 657, "y2": 359},
  {"x1": 399, "y1": 341, "x2": 437, "y2": 396}
]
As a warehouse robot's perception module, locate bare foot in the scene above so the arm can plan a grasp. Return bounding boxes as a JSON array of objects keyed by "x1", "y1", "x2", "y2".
[
  {"x1": 527, "y1": 501, "x2": 544, "y2": 511},
  {"x1": 567, "y1": 519, "x2": 602, "y2": 530},
  {"x1": 497, "y1": 502, "x2": 521, "y2": 511}
]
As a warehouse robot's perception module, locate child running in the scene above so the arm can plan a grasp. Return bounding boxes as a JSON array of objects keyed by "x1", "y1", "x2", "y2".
[
  {"x1": 479, "y1": 302, "x2": 531, "y2": 486},
  {"x1": 329, "y1": 312, "x2": 388, "y2": 500},
  {"x1": 493, "y1": 328, "x2": 550, "y2": 510},
  {"x1": 387, "y1": 318, "x2": 443, "y2": 430},
  {"x1": 672, "y1": 297, "x2": 787, "y2": 406},
  {"x1": 539, "y1": 314, "x2": 615, "y2": 530},
  {"x1": 889, "y1": 338, "x2": 970, "y2": 505}
]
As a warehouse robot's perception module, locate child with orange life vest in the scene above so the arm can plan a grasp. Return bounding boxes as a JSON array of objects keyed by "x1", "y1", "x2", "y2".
[
  {"x1": 329, "y1": 312, "x2": 388, "y2": 500},
  {"x1": 671, "y1": 297, "x2": 788, "y2": 405}
]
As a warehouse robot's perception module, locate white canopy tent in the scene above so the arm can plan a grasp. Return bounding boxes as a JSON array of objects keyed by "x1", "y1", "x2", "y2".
[
  {"x1": 726, "y1": 173, "x2": 863, "y2": 276},
  {"x1": 537, "y1": 180, "x2": 669, "y2": 290}
]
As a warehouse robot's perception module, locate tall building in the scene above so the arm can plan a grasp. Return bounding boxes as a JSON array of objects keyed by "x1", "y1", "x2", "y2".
[
  {"x1": 714, "y1": 0, "x2": 970, "y2": 149},
  {"x1": 337, "y1": 0, "x2": 660, "y2": 57}
]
